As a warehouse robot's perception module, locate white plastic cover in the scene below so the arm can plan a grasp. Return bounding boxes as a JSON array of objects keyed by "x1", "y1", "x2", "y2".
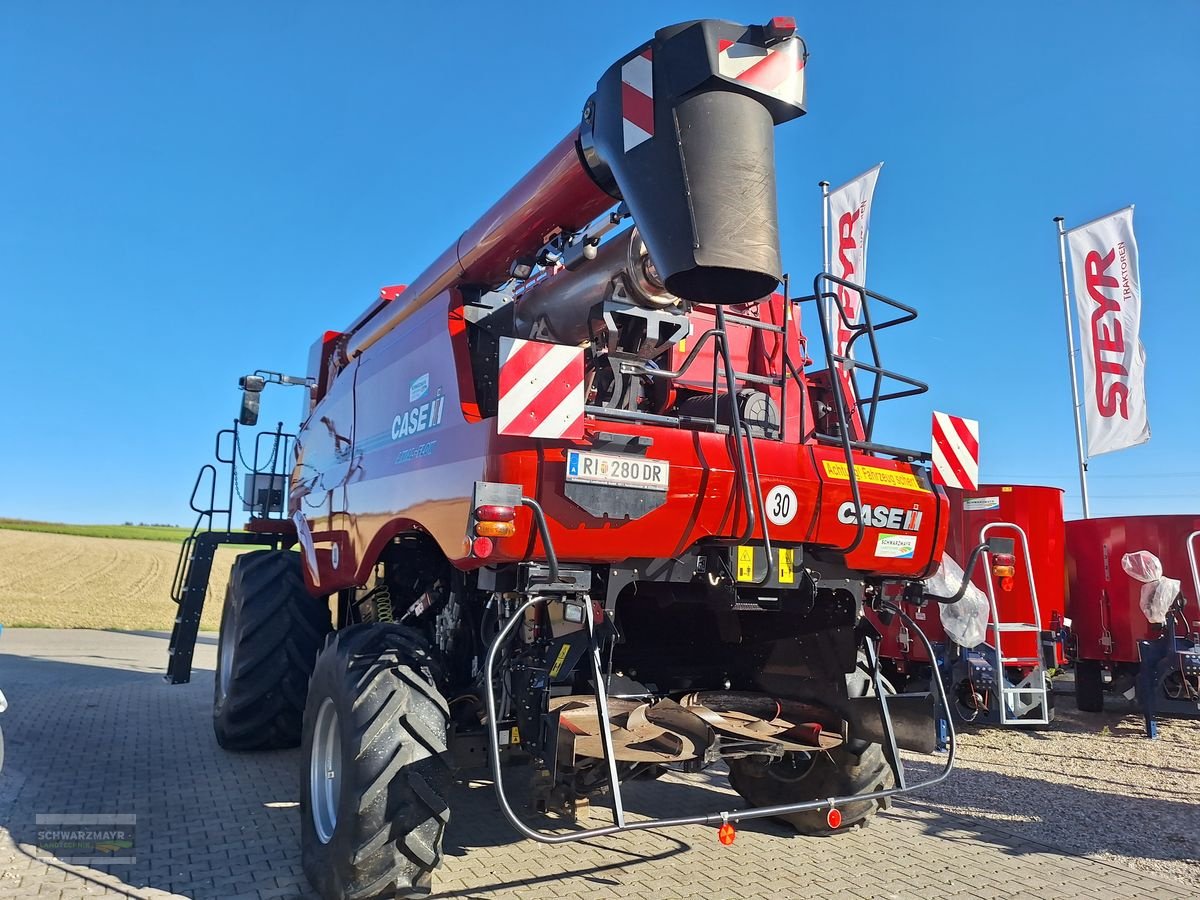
[
  {"x1": 1121, "y1": 550, "x2": 1180, "y2": 624},
  {"x1": 929, "y1": 554, "x2": 991, "y2": 649}
]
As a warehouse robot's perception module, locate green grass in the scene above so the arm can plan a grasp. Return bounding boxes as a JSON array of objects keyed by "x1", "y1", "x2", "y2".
[{"x1": 0, "y1": 518, "x2": 192, "y2": 542}]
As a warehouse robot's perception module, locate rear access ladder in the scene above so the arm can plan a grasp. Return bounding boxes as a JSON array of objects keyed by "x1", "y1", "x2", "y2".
[{"x1": 979, "y1": 521, "x2": 1051, "y2": 725}]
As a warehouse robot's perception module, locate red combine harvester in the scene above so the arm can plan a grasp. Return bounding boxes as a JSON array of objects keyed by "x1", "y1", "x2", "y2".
[
  {"x1": 166, "y1": 17, "x2": 983, "y2": 899},
  {"x1": 867, "y1": 485, "x2": 1066, "y2": 727},
  {"x1": 1066, "y1": 515, "x2": 1200, "y2": 716}
]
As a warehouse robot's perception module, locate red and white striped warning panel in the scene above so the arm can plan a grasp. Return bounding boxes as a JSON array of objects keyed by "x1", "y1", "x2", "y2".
[
  {"x1": 716, "y1": 37, "x2": 805, "y2": 105},
  {"x1": 498, "y1": 337, "x2": 585, "y2": 439},
  {"x1": 931, "y1": 411, "x2": 980, "y2": 491},
  {"x1": 621, "y1": 48, "x2": 654, "y2": 151}
]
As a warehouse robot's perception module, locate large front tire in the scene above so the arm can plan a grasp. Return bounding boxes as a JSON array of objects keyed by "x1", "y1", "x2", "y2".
[
  {"x1": 213, "y1": 550, "x2": 331, "y2": 750},
  {"x1": 301, "y1": 625, "x2": 452, "y2": 900},
  {"x1": 728, "y1": 653, "x2": 895, "y2": 835}
]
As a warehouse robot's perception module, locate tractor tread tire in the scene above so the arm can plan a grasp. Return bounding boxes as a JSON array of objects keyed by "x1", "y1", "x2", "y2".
[
  {"x1": 1074, "y1": 659, "x2": 1105, "y2": 712},
  {"x1": 728, "y1": 741, "x2": 894, "y2": 836},
  {"x1": 729, "y1": 651, "x2": 895, "y2": 836},
  {"x1": 213, "y1": 550, "x2": 331, "y2": 751},
  {"x1": 301, "y1": 624, "x2": 452, "y2": 900}
]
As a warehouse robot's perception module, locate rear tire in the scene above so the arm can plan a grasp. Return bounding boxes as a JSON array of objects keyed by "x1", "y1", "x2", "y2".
[
  {"x1": 213, "y1": 550, "x2": 331, "y2": 751},
  {"x1": 729, "y1": 653, "x2": 895, "y2": 835},
  {"x1": 1074, "y1": 659, "x2": 1105, "y2": 712},
  {"x1": 301, "y1": 625, "x2": 452, "y2": 900}
]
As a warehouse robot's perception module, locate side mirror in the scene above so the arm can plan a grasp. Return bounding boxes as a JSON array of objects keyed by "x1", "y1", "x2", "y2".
[{"x1": 238, "y1": 375, "x2": 266, "y2": 426}]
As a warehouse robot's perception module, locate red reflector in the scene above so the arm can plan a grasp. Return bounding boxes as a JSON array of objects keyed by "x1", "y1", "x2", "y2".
[
  {"x1": 767, "y1": 16, "x2": 797, "y2": 38},
  {"x1": 475, "y1": 504, "x2": 516, "y2": 522},
  {"x1": 472, "y1": 536, "x2": 494, "y2": 559},
  {"x1": 1000, "y1": 575, "x2": 1015, "y2": 593},
  {"x1": 718, "y1": 822, "x2": 736, "y2": 845},
  {"x1": 826, "y1": 807, "x2": 842, "y2": 829}
]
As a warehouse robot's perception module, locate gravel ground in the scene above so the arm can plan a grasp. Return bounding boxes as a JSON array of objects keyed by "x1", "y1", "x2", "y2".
[{"x1": 906, "y1": 700, "x2": 1200, "y2": 889}]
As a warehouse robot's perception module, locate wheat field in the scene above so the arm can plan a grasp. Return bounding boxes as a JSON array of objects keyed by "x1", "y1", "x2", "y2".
[{"x1": 0, "y1": 529, "x2": 241, "y2": 631}]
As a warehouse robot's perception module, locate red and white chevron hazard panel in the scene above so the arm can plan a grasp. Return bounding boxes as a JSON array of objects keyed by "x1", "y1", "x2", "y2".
[
  {"x1": 621, "y1": 48, "x2": 653, "y2": 151},
  {"x1": 717, "y1": 37, "x2": 805, "y2": 105},
  {"x1": 497, "y1": 337, "x2": 585, "y2": 439},
  {"x1": 931, "y1": 412, "x2": 980, "y2": 491}
]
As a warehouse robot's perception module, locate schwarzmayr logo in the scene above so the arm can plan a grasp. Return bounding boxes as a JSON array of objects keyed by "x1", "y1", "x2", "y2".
[{"x1": 34, "y1": 814, "x2": 137, "y2": 865}]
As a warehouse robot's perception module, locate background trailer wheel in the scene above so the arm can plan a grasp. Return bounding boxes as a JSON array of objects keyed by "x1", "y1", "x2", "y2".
[
  {"x1": 301, "y1": 625, "x2": 452, "y2": 900},
  {"x1": 1074, "y1": 659, "x2": 1105, "y2": 713},
  {"x1": 213, "y1": 550, "x2": 331, "y2": 750}
]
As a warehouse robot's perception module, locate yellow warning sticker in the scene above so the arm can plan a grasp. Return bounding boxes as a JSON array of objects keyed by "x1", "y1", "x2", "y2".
[
  {"x1": 511, "y1": 726, "x2": 520, "y2": 744},
  {"x1": 821, "y1": 460, "x2": 928, "y2": 492},
  {"x1": 736, "y1": 546, "x2": 755, "y2": 582},
  {"x1": 549, "y1": 643, "x2": 571, "y2": 679},
  {"x1": 778, "y1": 548, "x2": 794, "y2": 584}
]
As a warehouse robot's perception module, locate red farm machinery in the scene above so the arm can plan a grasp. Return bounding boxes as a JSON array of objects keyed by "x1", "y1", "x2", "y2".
[
  {"x1": 1066, "y1": 515, "x2": 1200, "y2": 721},
  {"x1": 167, "y1": 17, "x2": 983, "y2": 899},
  {"x1": 866, "y1": 484, "x2": 1067, "y2": 728}
]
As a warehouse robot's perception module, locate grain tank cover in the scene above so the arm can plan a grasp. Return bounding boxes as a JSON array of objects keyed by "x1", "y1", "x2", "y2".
[{"x1": 582, "y1": 18, "x2": 807, "y2": 304}]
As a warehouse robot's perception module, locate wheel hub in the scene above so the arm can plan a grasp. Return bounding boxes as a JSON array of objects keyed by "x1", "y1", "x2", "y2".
[{"x1": 309, "y1": 698, "x2": 342, "y2": 843}]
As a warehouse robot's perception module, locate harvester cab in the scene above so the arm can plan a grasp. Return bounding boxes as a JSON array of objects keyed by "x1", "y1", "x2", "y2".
[{"x1": 167, "y1": 16, "x2": 978, "y2": 899}]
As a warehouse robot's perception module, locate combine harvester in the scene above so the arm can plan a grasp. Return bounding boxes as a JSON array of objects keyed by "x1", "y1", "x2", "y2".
[
  {"x1": 1067, "y1": 515, "x2": 1200, "y2": 724},
  {"x1": 867, "y1": 485, "x2": 1066, "y2": 727},
  {"x1": 166, "y1": 17, "x2": 989, "y2": 899}
]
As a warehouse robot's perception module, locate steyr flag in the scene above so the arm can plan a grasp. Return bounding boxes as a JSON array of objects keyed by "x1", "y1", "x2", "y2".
[
  {"x1": 826, "y1": 163, "x2": 882, "y2": 362},
  {"x1": 1066, "y1": 207, "x2": 1150, "y2": 456}
]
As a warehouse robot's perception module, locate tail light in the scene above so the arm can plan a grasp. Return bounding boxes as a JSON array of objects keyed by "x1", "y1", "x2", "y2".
[{"x1": 474, "y1": 505, "x2": 517, "y2": 538}]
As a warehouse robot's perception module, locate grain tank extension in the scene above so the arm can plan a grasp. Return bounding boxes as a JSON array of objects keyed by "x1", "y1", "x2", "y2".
[{"x1": 167, "y1": 17, "x2": 979, "y2": 899}]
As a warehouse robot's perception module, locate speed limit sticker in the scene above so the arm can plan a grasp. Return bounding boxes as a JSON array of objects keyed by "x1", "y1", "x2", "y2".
[{"x1": 765, "y1": 485, "x2": 798, "y2": 526}]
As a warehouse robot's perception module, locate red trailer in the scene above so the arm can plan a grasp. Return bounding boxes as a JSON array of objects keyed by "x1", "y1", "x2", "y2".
[
  {"x1": 869, "y1": 484, "x2": 1066, "y2": 725},
  {"x1": 1065, "y1": 515, "x2": 1200, "y2": 714}
]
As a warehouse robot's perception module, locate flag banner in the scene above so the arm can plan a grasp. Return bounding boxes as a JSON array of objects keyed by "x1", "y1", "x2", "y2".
[
  {"x1": 825, "y1": 163, "x2": 882, "y2": 362},
  {"x1": 1066, "y1": 207, "x2": 1150, "y2": 456}
]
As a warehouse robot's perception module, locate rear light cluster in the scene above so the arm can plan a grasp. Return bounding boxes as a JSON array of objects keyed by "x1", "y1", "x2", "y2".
[
  {"x1": 471, "y1": 504, "x2": 517, "y2": 559},
  {"x1": 991, "y1": 552, "x2": 1016, "y2": 592}
]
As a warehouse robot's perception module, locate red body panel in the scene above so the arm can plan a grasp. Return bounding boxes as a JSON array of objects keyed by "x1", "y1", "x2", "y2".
[
  {"x1": 871, "y1": 485, "x2": 1067, "y2": 667},
  {"x1": 291, "y1": 288, "x2": 950, "y2": 594},
  {"x1": 1066, "y1": 515, "x2": 1200, "y2": 664}
]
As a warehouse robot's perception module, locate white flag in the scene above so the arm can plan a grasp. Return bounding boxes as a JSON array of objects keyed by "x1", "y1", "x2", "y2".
[
  {"x1": 1066, "y1": 206, "x2": 1150, "y2": 456},
  {"x1": 825, "y1": 163, "x2": 882, "y2": 361}
]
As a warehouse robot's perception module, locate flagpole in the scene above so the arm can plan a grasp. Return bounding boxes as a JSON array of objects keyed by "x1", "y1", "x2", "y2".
[
  {"x1": 819, "y1": 180, "x2": 831, "y2": 344},
  {"x1": 819, "y1": 180, "x2": 831, "y2": 273},
  {"x1": 1054, "y1": 215, "x2": 1091, "y2": 518}
]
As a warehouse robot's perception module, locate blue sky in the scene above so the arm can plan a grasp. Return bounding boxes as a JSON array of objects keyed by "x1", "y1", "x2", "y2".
[{"x1": 1, "y1": 2, "x2": 1197, "y2": 526}]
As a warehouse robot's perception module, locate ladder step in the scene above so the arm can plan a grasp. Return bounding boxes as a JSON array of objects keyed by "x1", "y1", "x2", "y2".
[
  {"x1": 1001, "y1": 657, "x2": 1042, "y2": 664},
  {"x1": 993, "y1": 623, "x2": 1040, "y2": 632}
]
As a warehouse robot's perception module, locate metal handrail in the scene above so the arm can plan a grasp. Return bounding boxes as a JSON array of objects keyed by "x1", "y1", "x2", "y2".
[
  {"x1": 1186, "y1": 531, "x2": 1200, "y2": 629},
  {"x1": 482, "y1": 594, "x2": 955, "y2": 844}
]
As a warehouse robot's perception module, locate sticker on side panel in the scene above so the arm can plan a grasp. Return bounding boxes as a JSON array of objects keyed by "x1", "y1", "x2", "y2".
[
  {"x1": 765, "y1": 485, "x2": 798, "y2": 525},
  {"x1": 736, "y1": 546, "x2": 755, "y2": 581},
  {"x1": 875, "y1": 533, "x2": 917, "y2": 559},
  {"x1": 963, "y1": 496, "x2": 1000, "y2": 511},
  {"x1": 778, "y1": 548, "x2": 795, "y2": 584}
]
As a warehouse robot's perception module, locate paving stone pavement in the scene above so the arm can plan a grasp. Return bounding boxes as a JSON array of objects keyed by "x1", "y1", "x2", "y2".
[{"x1": 0, "y1": 629, "x2": 1192, "y2": 899}]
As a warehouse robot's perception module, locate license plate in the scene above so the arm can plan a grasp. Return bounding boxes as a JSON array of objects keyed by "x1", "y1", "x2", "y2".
[{"x1": 565, "y1": 450, "x2": 669, "y2": 491}]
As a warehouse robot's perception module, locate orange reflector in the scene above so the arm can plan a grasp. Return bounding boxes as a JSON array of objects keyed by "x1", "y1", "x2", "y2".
[
  {"x1": 718, "y1": 822, "x2": 736, "y2": 845},
  {"x1": 472, "y1": 536, "x2": 494, "y2": 558},
  {"x1": 475, "y1": 521, "x2": 516, "y2": 538},
  {"x1": 1000, "y1": 575, "x2": 1015, "y2": 592},
  {"x1": 991, "y1": 565, "x2": 1015, "y2": 579},
  {"x1": 826, "y1": 807, "x2": 842, "y2": 829}
]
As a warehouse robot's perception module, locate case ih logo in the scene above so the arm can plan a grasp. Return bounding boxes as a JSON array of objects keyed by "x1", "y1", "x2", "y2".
[
  {"x1": 392, "y1": 391, "x2": 445, "y2": 440},
  {"x1": 837, "y1": 502, "x2": 923, "y2": 531}
]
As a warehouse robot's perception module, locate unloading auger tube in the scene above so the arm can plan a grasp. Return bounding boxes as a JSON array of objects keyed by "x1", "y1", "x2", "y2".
[
  {"x1": 340, "y1": 17, "x2": 808, "y2": 361},
  {"x1": 482, "y1": 588, "x2": 959, "y2": 843}
]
